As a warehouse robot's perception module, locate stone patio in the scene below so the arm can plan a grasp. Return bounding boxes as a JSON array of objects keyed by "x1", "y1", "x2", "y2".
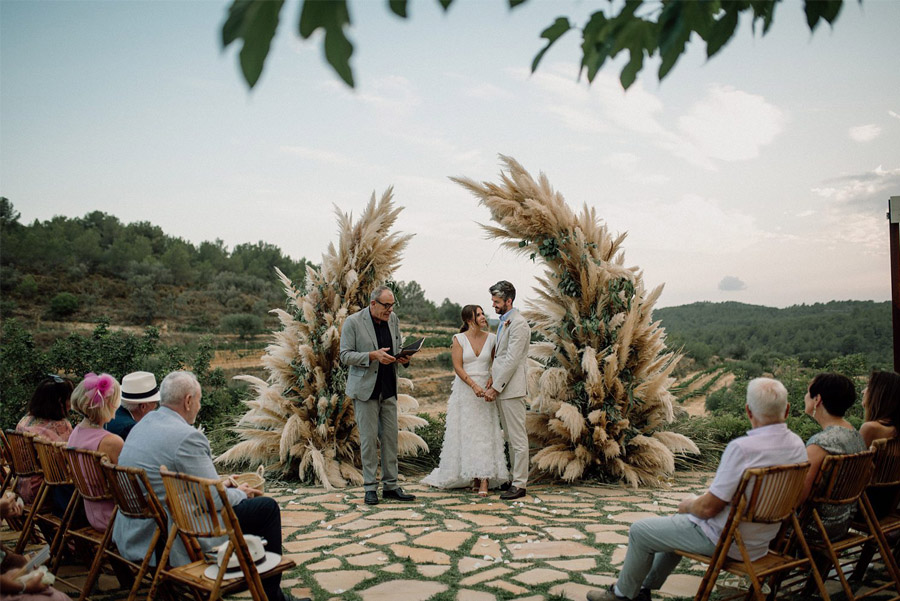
[{"x1": 8, "y1": 470, "x2": 898, "y2": 600}]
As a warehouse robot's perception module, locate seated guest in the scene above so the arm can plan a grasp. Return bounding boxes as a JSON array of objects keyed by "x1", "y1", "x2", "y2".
[
  {"x1": 105, "y1": 371, "x2": 160, "y2": 440},
  {"x1": 15, "y1": 376, "x2": 74, "y2": 511},
  {"x1": 112, "y1": 371, "x2": 307, "y2": 601},
  {"x1": 68, "y1": 373, "x2": 124, "y2": 531},
  {"x1": 586, "y1": 378, "x2": 807, "y2": 601},
  {"x1": 860, "y1": 371, "x2": 900, "y2": 448},
  {"x1": 1, "y1": 493, "x2": 72, "y2": 600},
  {"x1": 799, "y1": 373, "x2": 866, "y2": 540},
  {"x1": 859, "y1": 370, "x2": 900, "y2": 518}
]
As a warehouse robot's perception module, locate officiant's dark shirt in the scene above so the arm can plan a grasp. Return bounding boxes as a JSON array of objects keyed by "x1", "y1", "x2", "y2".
[{"x1": 370, "y1": 314, "x2": 397, "y2": 400}]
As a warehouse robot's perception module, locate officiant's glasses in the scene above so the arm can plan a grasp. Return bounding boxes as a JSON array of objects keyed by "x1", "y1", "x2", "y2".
[{"x1": 375, "y1": 299, "x2": 397, "y2": 310}]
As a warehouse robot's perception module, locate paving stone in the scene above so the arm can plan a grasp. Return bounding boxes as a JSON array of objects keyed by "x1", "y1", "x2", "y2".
[
  {"x1": 658, "y1": 572, "x2": 704, "y2": 597},
  {"x1": 314, "y1": 569, "x2": 373, "y2": 594},
  {"x1": 550, "y1": 581, "x2": 602, "y2": 601},
  {"x1": 609, "y1": 511, "x2": 659, "y2": 524},
  {"x1": 457, "y1": 589, "x2": 496, "y2": 601},
  {"x1": 510, "y1": 596, "x2": 545, "y2": 601},
  {"x1": 281, "y1": 510, "x2": 327, "y2": 527},
  {"x1": 283, "y1": 536, "x2": 346, "y2": 552},
  {"x1": 611, "y1": 545, "x2": 628, "y2": 565},
  {"x1": 508, "y1": 540, "x2": 602, "y2": 560},
  {"x1": 485, "y1": 579, "x2": 529, "y2": 594},
  {"x1": 390, "y1": 543, "x2": 451, "y2": 564},
  {"x1": 544, "y1": 527, "x2": 587, "y2": 540},
  {"x1": 282, "y1": 551, "x2": 321, "y2": 565},
  {"x1": 417, "y1": 564, "x2": 450, "y2": 577},
  {"x1": 368, "y1": 531, "x2": 407, "y2": 545},
  {"x1": 548, "y1": 558, "x2": 596, "y2": 571},
  {"x1": 293, "y1": 528, "x2": 340, "y2": 540},
  {"x1": 413, "y1": 529, "x2": 473, "y2": 550},
  {"x1": 458, "y1": 556, "x2": 493, "y2": 574},
  {"x1": 332, "y1": 541, "x2": 377, "y2": 556},
  {"x1": 479, "y1": 525, "x2": 536, "y2": 535},
  {"x1": 471, "y1": 535, "x2": 504, "y2": 559},
  {"x1": 359, "y1": 580, "x2": 447, "y2": 601},
  {"x1": 584, "y1": 573, "x2": 618, "y2": 586},
  {"x1": 307, "y1": 557, "x2": 342, "y2": 570},
  {"x1": 381, "y1": 563, "x2": 405, "y2": 574},
  {"x1": 303, "y1": 492, "x2": 350, "y2": 503},
  {"x1": 338, "y1": 518, "x2": 382, "y2": 531},
  {"x1": 322, "y1": 502, "x2": 351, "y2": 511},
  {"x1": 290, "y1": 587, "x2": 314, "y2": 600},
  {"x1": 368, "y1": 509, "x2": 423, "y2": 521},
  {"x1": 513, "y1": 567, "x2": 569, "y2": 585},
  {"x1": 325, "y1": 511, "x2": 367, "y2": 526},
  {"x1": 585, "y1": 524, "x2": 630, "y2": 532},
  {"x1": 356, "y1": 524, "x2": 398, "y2": 537},
  {"x1": 347, "y1": 551, "x2": 391, "y2": 566},
  {"x1": 445, "y1": 518, "x2": 473, "y2": 530},
  {"x1": 455, "y1": 512, "x2": 508, "y2": 526},
  {"x1": 593, "y1": 530, "x2": 630, "y2": 545},
  {"x1": 460, "y1": 566, "x2": 513, "y2": 586}
]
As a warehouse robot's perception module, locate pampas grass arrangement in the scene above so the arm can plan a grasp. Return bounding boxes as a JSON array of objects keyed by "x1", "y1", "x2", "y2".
[
  {"x1": 453, "y1": 156, "x2": 698, "y2": 487},
  {"x1": 216, "y1": 190, "x2": 429, "y2": 489}
]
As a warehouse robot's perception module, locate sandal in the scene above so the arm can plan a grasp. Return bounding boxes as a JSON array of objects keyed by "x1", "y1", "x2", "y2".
[{"x1": 478, "y1": 481, "x2": 489, "y2": 498}]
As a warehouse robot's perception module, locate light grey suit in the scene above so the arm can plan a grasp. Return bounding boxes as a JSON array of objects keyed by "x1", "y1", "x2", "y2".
[
  {"x1": 339, "y1": 306, "x2": 403, "y2": 492},
  {"x1": 492, "y1": 307, "x2": 531, "y2": 487},
  {"x1": 112, "y1": 407, "x2": 247, "y2": 566}
]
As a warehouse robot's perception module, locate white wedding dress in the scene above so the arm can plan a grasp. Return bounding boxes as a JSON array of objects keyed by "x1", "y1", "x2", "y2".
[{"x1": 422, "y1": 332, "x2": 510, "y2": 489}]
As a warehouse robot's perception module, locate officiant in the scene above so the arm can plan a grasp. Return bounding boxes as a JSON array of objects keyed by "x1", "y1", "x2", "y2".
[{"x1": 339, "y1": 285, "x2": 417, "y2": 506}]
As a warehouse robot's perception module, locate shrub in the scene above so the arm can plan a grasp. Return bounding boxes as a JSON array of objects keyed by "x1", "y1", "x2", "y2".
[
  {"x1": 220, "y1": 313, "x2": 263, "y2": 339},
  {"x1": 49, "y1": 292, "x2": 80, "y2": 318},
  {"x1": 16, "y1": 274, "x2": 37, "y2": 298}
]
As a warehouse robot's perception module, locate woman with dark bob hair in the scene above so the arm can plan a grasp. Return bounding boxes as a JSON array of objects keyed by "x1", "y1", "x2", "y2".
[
  {"x1": 15, "y1": 376, "x2": 75, "y2": 504},
  {"x1": 860, "y1": 370, "x2": 900, "y2": 447},
  {"x1": 799, "y1": 372, "x2": 866, "y2": 541}
]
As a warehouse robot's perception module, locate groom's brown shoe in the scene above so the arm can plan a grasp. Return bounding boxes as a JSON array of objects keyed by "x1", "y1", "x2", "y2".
[{"x1": 500, "y1": 485, "x2": 526, "y2": 500}]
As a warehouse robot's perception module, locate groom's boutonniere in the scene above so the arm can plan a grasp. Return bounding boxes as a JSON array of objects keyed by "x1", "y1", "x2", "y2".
[{"x1": 504, "y1": 319, "x2": 511, "y2": 328}]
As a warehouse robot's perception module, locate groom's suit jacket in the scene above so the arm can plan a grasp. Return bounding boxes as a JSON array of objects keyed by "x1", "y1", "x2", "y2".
[
  {"x1": 491, "y1": 308, "x2": 530, "y2": 400},
  {"x1": 340, "y1": 306, "x2": 403, "y2": 401}
]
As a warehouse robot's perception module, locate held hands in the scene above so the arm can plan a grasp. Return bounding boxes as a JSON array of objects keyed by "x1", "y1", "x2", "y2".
[
  {"x1": 370, "y1": 348, "x2": 396, "y2": 365},
  {"x1": 483, "y1": 388, "x2": 498, "y2": 403}
]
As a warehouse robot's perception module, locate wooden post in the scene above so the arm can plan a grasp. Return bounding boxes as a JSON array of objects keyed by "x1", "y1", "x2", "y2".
[{"x1": 890, "y1": 197, "x2": 900, "y2": 372}]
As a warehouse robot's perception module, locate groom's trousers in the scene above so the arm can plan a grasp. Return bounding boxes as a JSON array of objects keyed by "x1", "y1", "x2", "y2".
[{"x1": 496, "y1": 396, "x2": 529, "y2": 488}]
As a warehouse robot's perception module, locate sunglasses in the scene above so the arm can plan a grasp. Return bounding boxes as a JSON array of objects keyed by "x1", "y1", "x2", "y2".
[{"x1": 47, "y1": 374, "x2": 65, "y2": 383}]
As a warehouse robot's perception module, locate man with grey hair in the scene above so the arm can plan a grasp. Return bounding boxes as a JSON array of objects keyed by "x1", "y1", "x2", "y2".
[
  {"x1": 586, "y1": 377, "x2": 806, "y2": 601},
  {"x1": 485, "y1": 280, "x2": 531, "y2": 500},
  {"x1": 340, "y1": 285, "x2": 415, "y2": 505},
  {"x1": 114, "y1": 371, "x2": 307, "y2": 601}
]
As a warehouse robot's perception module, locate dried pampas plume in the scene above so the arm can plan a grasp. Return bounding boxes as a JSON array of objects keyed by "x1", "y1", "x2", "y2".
[
  {"x1": 452, "y1": 156, "x2": 698, "y2": 486},
  {"x1": 216, "y1": 189, "x2": 428, "y2": 488}
]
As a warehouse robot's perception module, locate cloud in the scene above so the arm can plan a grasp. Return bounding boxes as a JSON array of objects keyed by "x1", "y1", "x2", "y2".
[
  {"x1": 280, "y1": 145, "x2": 351, "y2": 165},
  {"x1": 848, "y1": 124, "x2": 882, "y2": 142},
  {"x1": 812, "y1": 165, "x2": 900, "y2": 208},
  {"x1": 601, "y1": 152, "x2": 670, "y2": 185},
  {"x1": 718, "y1": 276, "x2": 747, "y2": 291},
  {"x1": 889, "y1": 110, "x2": 900, "y2": 121},
  {"x1": 677, "y1": 85, "x2": 788, "y2": 162},
  {"x1": 463, "y1": 82, "x2": 515, "y2": 100}
]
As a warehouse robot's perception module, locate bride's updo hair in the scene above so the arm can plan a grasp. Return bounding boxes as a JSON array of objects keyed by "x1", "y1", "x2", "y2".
[{"x1": 459, "y1": 305, "x2": 481, "y2": 333}]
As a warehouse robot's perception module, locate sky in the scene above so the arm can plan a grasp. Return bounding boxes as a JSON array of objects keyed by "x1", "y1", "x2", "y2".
[{"x1": 2, "y1": 0, "x2": 899, "y2": 313}]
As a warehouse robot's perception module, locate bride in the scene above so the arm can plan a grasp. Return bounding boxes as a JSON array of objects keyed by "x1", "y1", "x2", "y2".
[{"x1": 422, "y1": 304, "x2": 509, "y2": 496}]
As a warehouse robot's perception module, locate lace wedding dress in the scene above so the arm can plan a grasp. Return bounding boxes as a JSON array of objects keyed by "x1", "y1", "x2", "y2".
[{"x1": 422, "y1": 332, "x2": 510, "y2": 489}]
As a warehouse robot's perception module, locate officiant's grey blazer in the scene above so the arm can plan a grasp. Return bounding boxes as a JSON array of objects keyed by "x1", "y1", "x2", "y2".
[{"x1": 340, "y1": 306, "x2": 402, "y2": 401}]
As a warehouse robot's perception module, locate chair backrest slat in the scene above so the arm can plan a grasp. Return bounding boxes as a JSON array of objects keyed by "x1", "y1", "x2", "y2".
[
  {"x1": 4, "y1": 430, "x2": 42, "y2": 477},
  {"x1": 870, "y1": 437, "x2": 900, "y2": 488},
  {"x1": 159, "y1": 467, "x2": 227, "y2": 538},
  {"x1": 64, "y1": 447, "x2": 112, "y2": 502},
  {"x1": 32, "y1": 439, "x2": 72, "y2": 487},
  {"x1": 741, "y1": 462, "x2": 810, "y2": 524},
  {"x1": 809, "y1": 450, "x2": 875, "y2": 506}
]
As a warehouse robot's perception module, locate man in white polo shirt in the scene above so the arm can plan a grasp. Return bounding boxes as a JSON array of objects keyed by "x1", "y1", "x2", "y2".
[{"x1": 587, "y1": 377, "x2": 807, "y2": 601}]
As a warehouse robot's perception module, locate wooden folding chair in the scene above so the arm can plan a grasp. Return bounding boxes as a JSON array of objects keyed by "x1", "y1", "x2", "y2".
[
  {"x1": 674, "y1": 462, "x2": 830, "y2": 601},
  {"x1": 150, "y1": 466, "x2": 295, "y2": 601},
  {"x1": 800, "y1": 449, "x2": 900, "y2": 601},
  {"x1": 63, "y1": 446, "x2": 127, "y2": 601},
  {"x1": 15, "y1": 435, "x2": 78, "y2": 558},
  {"x1": 101, "y1": 460, "x2": 171, "y2": 601},
  {"x1": 5, "y1": 430, "x2": 46, "y2": 547},
  {"x1": 0, "y1": 429, "x2": 16, "y2": 498},
  {"x1": 851, "y1": 438, "x2": 900, "y2": 588}
]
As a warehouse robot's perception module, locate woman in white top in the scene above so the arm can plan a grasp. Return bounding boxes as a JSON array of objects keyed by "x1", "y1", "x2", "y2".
[{"x1": 422, "y1": 305, "x2": 509, "y2": 496}]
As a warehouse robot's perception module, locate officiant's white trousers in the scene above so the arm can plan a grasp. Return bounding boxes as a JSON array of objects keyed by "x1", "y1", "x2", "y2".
[{"x1": 496, "y1": 396, "x2": 528, "y2": 488}]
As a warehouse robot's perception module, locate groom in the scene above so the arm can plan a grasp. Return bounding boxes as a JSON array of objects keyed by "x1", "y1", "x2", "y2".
[{"x1": 484, "y1": 280, "x2": 530, "y2": 501}]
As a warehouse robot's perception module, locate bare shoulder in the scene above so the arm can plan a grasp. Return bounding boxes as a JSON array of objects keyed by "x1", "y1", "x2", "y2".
[{"x1": 860, "y1": 421, "x2": 896, "y2": 446}]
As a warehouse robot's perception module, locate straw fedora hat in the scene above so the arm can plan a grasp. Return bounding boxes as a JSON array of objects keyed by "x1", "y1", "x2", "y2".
[
  {"x1": 120, "y1": 371, "x2": 161, "y2": 404},
  {"x1": 204, "y1": 535, "x2": 281, "y2": 580}
]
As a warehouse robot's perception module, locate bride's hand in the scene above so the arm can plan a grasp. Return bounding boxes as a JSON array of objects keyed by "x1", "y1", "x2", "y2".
[{"x1": 473, "y1": 385, "x2": 485, "y2": 397}]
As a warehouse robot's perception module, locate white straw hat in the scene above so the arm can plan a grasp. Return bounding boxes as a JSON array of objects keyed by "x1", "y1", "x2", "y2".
[
  {"x1": 203, "y1": 535, "x2": 281, "y2": 580},
  {"x1": 120, "y1": 371, "x2": 161, "y2": 404}
]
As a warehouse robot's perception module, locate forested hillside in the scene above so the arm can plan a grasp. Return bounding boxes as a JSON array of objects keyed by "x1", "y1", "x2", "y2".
[
  {"x1": 656, "y1": 300, "x2": 892, "y2": 370},
  {"x1": 0, "y1": 198, "x2": 461, "y2": 332}
]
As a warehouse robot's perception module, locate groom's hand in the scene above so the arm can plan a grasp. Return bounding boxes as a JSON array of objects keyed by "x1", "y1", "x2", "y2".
[
  {"x1": 484, "y1": 388, "x2": 497, "y2": 402},
  {"x1": 370, "y1": 348, "x2": 396, "y2": 364}
]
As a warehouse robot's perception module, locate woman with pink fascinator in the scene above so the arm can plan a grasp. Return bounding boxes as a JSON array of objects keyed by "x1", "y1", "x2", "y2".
[{"x1": 67, "y1": 373, "x2": 124, "y2": 531}]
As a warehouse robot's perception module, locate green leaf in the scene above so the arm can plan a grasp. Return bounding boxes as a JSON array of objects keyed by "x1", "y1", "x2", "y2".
[
  {"x1": 437, "y1": 0, "x2": 453, "y2": 10},
  {"x1": 221, "y1": 0, "x2": 285, "y2": 89},
  {"x1": 657, "y1": 1, "x2": 691, "y2": 81},
  {"x1": 531, "y1": 17, "x2": 572, "y2": 72},
  {"x1": 804, "y1": 0, "x2": 843, "y2": 31},
  {"x1": 509, "y1": 0, "x2": 528, "y2": 7},
  {"x1": 388, "y1": 0, "x2": 408, "y2": 18},
  {"x1": 706, "y1": 2, "x2": 740, "y2": 57},
  {"x1": 580, "y1": 11, "x2": 613, "y2": 82},
  {"x1": 749, "y1": 0, "x2": 778, "y2": 35},
  {"x1": 299, "y1": 0, "x2": 355, "y2": 87}
]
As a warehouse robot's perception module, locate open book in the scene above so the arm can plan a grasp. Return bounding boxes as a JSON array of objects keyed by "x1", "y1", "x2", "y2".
[{"x1": 393, "y1": 337, "x2": 425, "y2": 358}]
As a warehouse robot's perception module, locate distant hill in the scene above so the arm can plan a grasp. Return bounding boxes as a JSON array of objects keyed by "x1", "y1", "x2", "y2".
[{"x1": 655, "y1": 300, "x2": 893, "y2": 370}]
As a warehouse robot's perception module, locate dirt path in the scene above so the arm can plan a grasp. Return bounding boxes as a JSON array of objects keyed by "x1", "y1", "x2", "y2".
[{"x1": 680, "y1": 370, "x2": 735, "y2": 417}]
